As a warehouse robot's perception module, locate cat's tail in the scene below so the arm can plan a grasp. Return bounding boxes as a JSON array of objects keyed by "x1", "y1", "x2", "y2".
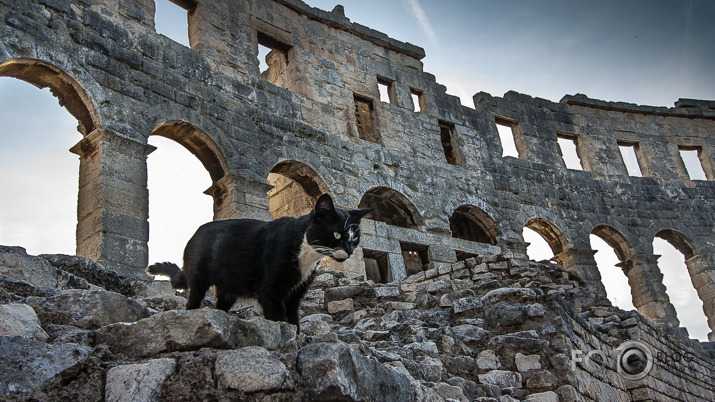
[{"x1": 146, "y1": 262, "x2": 188, "y2": 289}]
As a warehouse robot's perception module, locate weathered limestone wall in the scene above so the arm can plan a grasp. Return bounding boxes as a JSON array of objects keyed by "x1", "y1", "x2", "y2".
[{"x1": 1, "y1": 0, "x2": 714, "y2": 379}]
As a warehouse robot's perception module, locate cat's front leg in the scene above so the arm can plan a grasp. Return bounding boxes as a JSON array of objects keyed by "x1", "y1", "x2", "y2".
[
  {"x1": 258, "y1": 293, "x2": 288, "y2": 323},
  {"x1": 285, "y1": 294, "x2": 302, "y2": 332}
]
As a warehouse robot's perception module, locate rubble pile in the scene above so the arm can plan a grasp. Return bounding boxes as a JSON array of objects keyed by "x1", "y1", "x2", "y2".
[{"x1": 1, "y1": 245, "x2": 713, "y2": 401}]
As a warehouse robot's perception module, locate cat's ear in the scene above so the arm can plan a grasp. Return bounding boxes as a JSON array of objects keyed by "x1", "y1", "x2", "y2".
[
  {"x1": 314, "y1": 194, "x2": 337, "y2": 217},
  {"x1": 349, "y1": 208, "x2": 374, "y2": 221}
]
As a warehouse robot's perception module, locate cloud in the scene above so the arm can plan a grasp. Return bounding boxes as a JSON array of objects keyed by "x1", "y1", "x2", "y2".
[{"x1": 403, "y1": 0, "x2": 438, "y2": 45}]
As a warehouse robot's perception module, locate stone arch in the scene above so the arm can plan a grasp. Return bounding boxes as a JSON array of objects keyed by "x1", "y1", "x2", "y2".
[
  {"x1": 358, "y1": 187, "x2": 423, "y2": 229},
  {"x1": 150, "y1": 120, "x2": 228, "y2": 183},
  {"x1": 591, "y1": 224, "x2": 635, "y2": 262},
  {"x1": 524, "y1": 218, "x2": 566, "y2": 256},
  {"x1": 655, "y1": 229, "x2": 696, "y2": 260},
  {"x1": 0, "y1": 58, "x2": 109, "y2": 266},
  {"x1": 592, "y1": 225, "x2": 680, "y2": 330},
  {"x1": 450, "y1": 205, "x2": 498, "y2": 245},
  {"x1": 270, "y1": 160, "x2": 331, "y2": 199},
  {"x1": 348, "y1": 174, "x2": 422, "y2": 216},
  {"x1": 149, "y1": 120, "x2": 235, "y2": 221},
  {"x1": 267, "y1": 160, "x2": 331, "y2": 219},
  {"x1": 654, "y1": 229, "x2": 713, "y2": 338},
  {"x1": 0, "y1": 58, "x2": 99, "y2": 135}
]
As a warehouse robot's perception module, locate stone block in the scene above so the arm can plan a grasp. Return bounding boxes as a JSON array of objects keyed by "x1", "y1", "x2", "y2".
[
  {"x1": 215, "y1": 347, "x2": 293, "y2": 392},
  {"x1": 453, "y1": 296, "x2": 483, "y2": 314},
  {"x1": 472, "y1": 263, "x2": 489, "y2": 274},
  {"x1": 451, "y1": 324, "x2": 490, "y2": 346},
  {"x1": 0, "y1": 303, "x2": 48, "y2": 341},
  {"x1": 524, "y1": 390, "x2": 559, "y2": 402},
  {"x1": 434, "y1": 382, "x2": 468, "y2": 402},
  {"x1": 105, "y1": 358, "x2": 176, "y2": 402},
  {"x1": 481, "y1": 287, "x2": 539, "y2": 304},
  {"x1": 477, "y1": 369, "x2": 522, "y2": 389},
  {"x1": 97, "y1": 309, "x2": 295, "y2": 357},
  {"x1": 0, "y1": 337, "x2": 92, "y2": 394},
  {"x1": 0, "y1": 246, "x2": 60, "y2": 289},
  {"x1": 525, "y1": 370, "x2": 559, "y2": 389},
  {"x1": 488, "y1": 261, "x2": 509, "y2": 271},
  {"x1": 485, "y1": 302, "x2": 527, "y2": 327},
  {"x1": 327, "y1": 298, "x2": 354, "y2": 314},
  {"x1": 515, "y1": 353, "x2": 542, "y2": 371},
  {"x1": 375, "y1": 285, "x2": 400, "y2": 297},
  {"x1": 297, "y1": 342, "x2": 418, "y2": 401},
  {"x1": 24, "y1": 288, "x2": 150, "y2": 330},
  {"x1": 477, "y1": 349, "x2": 501, "y2": 370},
  {"x1": 300, "y1": 314, "x2": 332, "y2": 336},
  {"x1": 41, "y1": 254, "x2": 131, "y2": 295}
]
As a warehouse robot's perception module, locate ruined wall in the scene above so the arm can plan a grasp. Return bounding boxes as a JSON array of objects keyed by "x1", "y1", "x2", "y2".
[
  {"x1": 2, "y1": 244, "x2": 714, "y2": 401},
  {"x1": 1, "y1": 0, "x2": 714, "y2": 384}
]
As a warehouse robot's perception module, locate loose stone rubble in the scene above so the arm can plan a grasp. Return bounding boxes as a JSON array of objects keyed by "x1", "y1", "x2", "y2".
[{"x1": 1, "y1": 245, "x2": 713, "y2": 401}]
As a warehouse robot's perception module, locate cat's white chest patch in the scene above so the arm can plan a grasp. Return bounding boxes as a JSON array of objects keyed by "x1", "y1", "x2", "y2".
[{"x1": 298, "y1": 236, "x2": 325, "y2": 282}]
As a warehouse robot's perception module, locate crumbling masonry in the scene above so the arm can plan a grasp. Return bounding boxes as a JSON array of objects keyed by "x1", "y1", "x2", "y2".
[{"x1": 1, "y1": 0, "x2": 714, "y2": 400}]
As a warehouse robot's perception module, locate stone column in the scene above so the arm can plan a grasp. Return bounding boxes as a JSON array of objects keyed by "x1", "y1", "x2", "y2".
[
  {"x1": 204, "y1": 174, "x2": 272, "y2": 221},
  {"x1": 553, "y1": 246, "x2": 609, "y2": 305},
  {"x1": 622, "y1": 254, "x2": 680, "y2": 332},
  {"x1": 685, "y1": 253, "x2": 715, "y2": 340},
  {"x1": 388, "y1": 253, "x2": 407, "y2": 282},
  {"x1": 70, "y1": 129, "x2": 154, "y2": 278}
]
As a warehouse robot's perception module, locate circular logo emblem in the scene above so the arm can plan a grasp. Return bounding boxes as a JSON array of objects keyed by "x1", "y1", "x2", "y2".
[{"x1": 615, "y1": 341, "x2": 653, "y2": 380}]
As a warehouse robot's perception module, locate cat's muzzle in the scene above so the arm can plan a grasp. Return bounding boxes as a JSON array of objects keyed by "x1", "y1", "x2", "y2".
[{"x1": 331, "y1": 249, "x2": 349, "y2": 262}]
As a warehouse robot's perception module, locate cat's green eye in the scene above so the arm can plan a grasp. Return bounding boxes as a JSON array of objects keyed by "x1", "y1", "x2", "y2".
[{"x1": 334, "y1": 232, "x2": 342, "y2": 240}]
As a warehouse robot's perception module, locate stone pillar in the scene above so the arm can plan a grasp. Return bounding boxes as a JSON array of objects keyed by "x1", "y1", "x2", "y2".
[
  {"x1": 685, "y1": 253, "x2": 715, "y2": 340},
  {"x1": 553, "y1": 246, "x2": 609, "y2": 304},
  {"x1": 388, "y1": 253, "x2": 407, "y2": 282},
  {"x1": 70, "y1": 129, "x2": 154, "y2": 278},
  {"x1": 205, "y1": 174, "x2": 272, "y2": 221},
  {"x1": 622, "y1": 254, "x2": 680, "y2": 332}
]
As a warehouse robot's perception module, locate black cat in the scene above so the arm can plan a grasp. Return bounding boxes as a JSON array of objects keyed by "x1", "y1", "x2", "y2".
[{"x1": 146, "y1": 194, "x2": 371, "y2": 332}]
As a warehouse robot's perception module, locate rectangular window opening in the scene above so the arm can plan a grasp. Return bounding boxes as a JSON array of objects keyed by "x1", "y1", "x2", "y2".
[
  {"x1": 257, "y1": 32, "x2": 291, "y2": 86},
  {"x1": 353, "y1": 95, "x2": 380, "y2": 143},
  {"x1": 410, "y1": 88, "x2": 425, "y2": 112},
  {"x1": 438, "y1": 120, "x2": 463, "y2": 166},
  {"x1": 495, "y1": 117, "x2": 519, "y2": 158},
  {"x1": 154, "y1": 0, "x2": 196, "y2": 47},
  {"x1": 618, "y1": 142, "x2": 643, "y2": 177},
  {"x1": 377, "y1": 78, "x2": 395, "y2": 104},
  {"x1": 400, "y1": 243, "x2": 430, "y2": 277},
  {"x1": 678, "y1": 147, "x2": 707, "y2": 181},
  {"x1": 363, "y1": 249, "x2": 390, "y2": 283},
  {"x1": 556, "y1": 134, "x2": 584, "y2": 170}
]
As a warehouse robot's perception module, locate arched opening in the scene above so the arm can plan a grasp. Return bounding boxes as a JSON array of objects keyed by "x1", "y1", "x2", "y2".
[
  {"x1": 450, "y1": 205, "x2": 497, "y2": 245},
  {"x1": 267, "y1": 160, "x2": 329, "y2": 219},
  {"x1": 0, "y1": 59, "x2": 97, "y2": 255},
  {"x1": 654, "y1": 231, "x2": 709, "y2": 341},
  {"x1": 0, "y1": 59, "x2": 97, "y2": 135},
  {"x1": 148, "y1": 121, "x2": 225, "y2": 265},
  {"x1": 523, "y1": 218, "x2": 564, "y2": 262},
  {"x1": 151, "y1": 120, "x2": 227, "y2": 183},
  {"x1": 590, "y1": 226, "x2": 636, "y2": 311},
  {"x1": 358, "y1": 188, "x2": 425, "y2": 282},
  {"x1": 358, "y1": 187, "x2": 422, "y2": 229}
]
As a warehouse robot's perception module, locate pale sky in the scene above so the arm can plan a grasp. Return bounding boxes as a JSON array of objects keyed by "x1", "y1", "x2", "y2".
[{"x1": 1, "y1": 0, "x2": 712, "y2": 340}]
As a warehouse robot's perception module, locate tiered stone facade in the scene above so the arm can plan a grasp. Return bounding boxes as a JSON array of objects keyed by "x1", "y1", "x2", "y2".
[{"x1": 1, "y1": 0, "x2": 714, "y2": 399}]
